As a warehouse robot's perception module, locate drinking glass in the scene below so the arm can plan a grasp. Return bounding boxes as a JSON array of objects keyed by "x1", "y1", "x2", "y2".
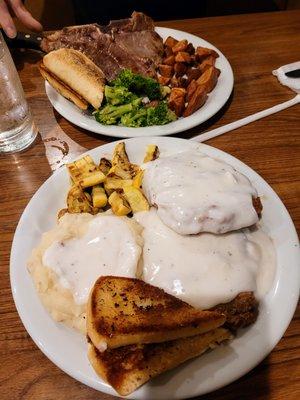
[{"x1": 0, "y1": 32, "x2": 37, "y2": 153}]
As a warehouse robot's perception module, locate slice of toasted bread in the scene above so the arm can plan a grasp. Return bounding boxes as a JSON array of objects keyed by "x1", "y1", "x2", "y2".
[
  {"x1": 88, "y1": 327, "x2": 232, "y2": 396},
  {"x1": 87, "y1": 276, "x2": 225, "y2": 350},
  {"x1": 42, "y1": 48, "x2": 105, "y2": 109}
]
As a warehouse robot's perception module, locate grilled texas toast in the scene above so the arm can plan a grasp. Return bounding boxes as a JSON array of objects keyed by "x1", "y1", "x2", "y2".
[
  {"x1": 88, "y1": 327, "x2": 232, "y2": 396},
  {"x1": 87, "y1": 276, "x2": 225, "y2": 350}
]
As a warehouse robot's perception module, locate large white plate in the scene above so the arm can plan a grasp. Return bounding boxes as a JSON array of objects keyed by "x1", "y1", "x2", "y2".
[
  {"x1": 45, "y1": 27, "x2": 234, "y2": 138},
  {"x1": 10, "y1": 137, "x2": 299, "y2": 399}
]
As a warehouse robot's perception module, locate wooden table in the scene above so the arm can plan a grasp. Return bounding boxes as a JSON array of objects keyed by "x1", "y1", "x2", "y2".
[{"x1": 1, "y1": 9, "x2": 299, "y2": 400}]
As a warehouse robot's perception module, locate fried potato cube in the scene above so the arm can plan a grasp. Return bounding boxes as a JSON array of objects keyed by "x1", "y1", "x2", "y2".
[
  {"x1": 107, "y1": 165, "x2": 133, "y2": 180},
  {"x1": 67, "y1": 185, "x2": 97, "y2": 214},
  {"x1": 158, "y1": 75, "x2": 171, "y2": 86},
  {"x1": 172, "y1": 39, "x2": 188, "y2": 53},
  {"x1": 108, "y1": 191, "x2": 131, "y2": 216},
  {"x1": 123, "y1": 186, "x2": 149, "y2": 213},
  {"x1": 196, "y1": 66, "x2": 221, "y2": 93},
  {"x1": 175, "y1": 52, "x2": 192, "y2": 63},
  {"x1": 164, "y1": 46, "x2": 173, "y2": 57},
  {"x1": 186, "y1": 67, "x2": 202, "y2": 84},
  {"x1": 92, "y1": 186, "x2": 107, "y2": 208},
  {"x1": 104, "y1": 178, "x2": 133, "y2": 194},
  {"x1": 99, "y1": 157, "x2": 112, "y2": 175},
  {"x1": 168, "y1": 87, "x2": 186, "y2": 117},
  {"x1": 183, "y1": 85, "x2": 208, "y2": 117},
  {"x1": 158, "y1": 64, "x2": 174, "y2": 78},
  {"x1": 186, "y1": 79, "x2": 198, "y2": 102},
  {"x1": 163, "y1": 55, "x2": 175, "y2": 65},
  {"x1": 174, "y1": 62, "x2": 188, "y2": 76},
  {"x1": 198, "y1": 55, "x2": 216, "y2": 73},
  {"x1": 143, "y1": 144, "x2": 160, "y2": 163},
  {"x1": 195, "y1": 46, "x2": 219, "y2": 62},
  {"x1": 112, "y1": 142, "x2": 139, "y2": 177},
  {"x1": 67, "y1": 155, "x2": 106, "y2": 188},
  {"x1": 165, "y1": 36, "x2": 179, "y2": 48}
]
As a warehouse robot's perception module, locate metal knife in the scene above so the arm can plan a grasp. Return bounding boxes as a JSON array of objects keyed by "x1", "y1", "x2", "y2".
[{"x1": 285, "y1": 69, "x2": 300, "y2": 78}]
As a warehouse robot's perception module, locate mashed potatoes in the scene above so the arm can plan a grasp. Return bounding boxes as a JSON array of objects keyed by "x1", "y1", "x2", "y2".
[{"x1": 27, "y1": 212, "x2": 143, "y2": 333}]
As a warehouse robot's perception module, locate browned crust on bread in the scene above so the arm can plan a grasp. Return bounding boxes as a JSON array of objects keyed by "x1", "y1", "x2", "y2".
[
  {"x1": 211, "y1": 291, "x2": 259, "y2": 330},
  {"x1": 88, "y1": 327, "x2": 232, "y2": 396},
  {"x1": 39, "y1": 62, "x2": 88, "y2": 110},
  {"x1": 87, "y1": 276, "x2": 225, "y2": 348}
]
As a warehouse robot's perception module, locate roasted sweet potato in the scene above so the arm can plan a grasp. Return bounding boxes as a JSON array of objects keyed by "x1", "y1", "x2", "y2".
[
  {"x1": 186, "y1": 67, "x2": 202, "y2": 84},
  {"x1": 172, "y1": 39, "x2": 188, "y2": 53},
  {"x1": 164, "y1": 46, "x2": 173, "y2": 57},
  {"x1": 184, "y1": 85, "x2": 208, "y2": 117},
  {"x1": 168, "y1": 87, "x2": 186, "y2": 117},
  {"x1": 158, "y1": 64, "x2": 174, "y2": 78},
  {"x1": 157, "y1": 75, "x2": 171, "y2": 86},
  {"x1": 199, "y1": 55, "x2": 216, "y2": 70},
  {"x1": 196, "y1": 66, "x2": 220, "y2": 93},
  {"x1": 195, "y1": 46, "x2": 219, "y2": 62},
  {"x1": 174, "y1": 62, "x2": 188, "y2": 76},
  {"x1": 163, "y1": 55, "x2": 175, "y2": 66},
  {"x1": 165, "y1": 36, "x2": 178, "y2": 48},
  {"x1": 186, "y1": 42, "x2": 195, "y2": 54},
  {"x1": 175, "y1": 51, "x2": 192, "y2": 63},
  {"x1": 186, "y1": 79, "x2": 198, "y2": 102},
  {"x1": 170, "y1": 76, "x2": 181, "y2": 88}
]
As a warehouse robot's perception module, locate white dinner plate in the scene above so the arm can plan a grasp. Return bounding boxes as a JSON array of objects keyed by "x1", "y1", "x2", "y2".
[
  {"x1": 10, "y1": 137, "x2": 299, "y2": 399},
  {"x1": 45, "y1": 27, "x2": 234, "y2": 138}
]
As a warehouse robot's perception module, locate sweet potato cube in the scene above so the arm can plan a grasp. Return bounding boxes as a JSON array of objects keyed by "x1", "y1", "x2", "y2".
[
  {"x1": 183, "y1": 85, "x2": 208, "y2": 117},
  {"x1": 172, "y1": 39, "x2": 188, "y2": 53},
  {"x1": 196, "y1": 66, "x2": 220, "y2": 93},
  {"x1": 164, "y1": 46, "x2": 173, "y2": 57},
  {"x1": 175, "y1": 51, "x2": 192, "y2": 63},
  {"x1": 165, "y1": 36, "x2": 179, "y2": 48},
  {"x1": 157, "y1": 75, "x2": 171, "y2": 86},
  {"x1": 186, "y1": 79, "x2": 198, "y2": 102},
  {"x1": 186, "y1": 42, "x2": 195, "y2": 55},
  {"x1": 163, "y1": 55, "x2": 175, "y2": 66},
  {"x1": 168, "y1": 87, "x2": 186, "y2": 117},
  {"x1": 174, "y1": 62, "x2": 188, "y2": 76},
  {"x1": 195, "y1": 46, "x2": 219, "y2": 62},
  {"x1": 186, "y1": 67, "x2": 202, "y2": 84},
  {"x1": 158, "y1": 64, "x2": 174, "y2": 78}
]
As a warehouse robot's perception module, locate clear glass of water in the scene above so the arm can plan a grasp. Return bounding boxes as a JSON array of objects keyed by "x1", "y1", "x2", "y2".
[{"x1": 0, "y1": 32, "x2": 37, "y2": 153}]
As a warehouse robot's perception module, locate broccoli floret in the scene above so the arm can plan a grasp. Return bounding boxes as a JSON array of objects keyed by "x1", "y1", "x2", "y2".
[
  {"x1": 94, "y1": 98, "x2": 142, "y2": 125},
  {"x1": 111, "y1": 69, "x2": 162, "y2": 100},
  {"x1": 146, "y1": 101, "x2": 177, "y2": 126},
  {"x1": 120, "y1": 108, "x2": 148, "y2": 127},
  {"x1": 104, "y1": 85, "x2": 137, "y2": 105}
]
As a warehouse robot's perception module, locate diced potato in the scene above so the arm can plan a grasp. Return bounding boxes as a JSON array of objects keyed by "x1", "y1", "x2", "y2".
[
  {"x1": 99, "y1": 157, "x2": 112, "y2": 175},
  {"x1": 143, "y1": 144, "x2": 160, "y2": 163},
  {"x1": 158, "y1": 64, "x2": 174, "y2": 78},
  {"x1": 112, "y1": 142, "x2": 139, "y2": 178},
  {"x1": 92, "y1": 186, "x2": 107, "y2": 208},
  {"x1": 123, "y1": 186, "x2": 149, "y2": 213},
  {"x1": 133, "y1": 170, "x2": 144, "y2": 188},
  {"x1": 107, "y1": 165, "x2": 133, "y2": 180},
  {"x1": 104, "y1": 177, "x2": 133, "y2": 193},
  {"x1": 67, "y1": 155, "x2": 106, "y2": 188},
  {"x1": 108, "y1": 191, "x2": 131, "y2": 216},
  {"x1": 67, "y1": 185, "x2": 97, "y2": 214},
  {"x1": 164, "y1": 36, "x2": 178, "y2": 48},
  {"x1": 172, "y1": 39, "x2": 188, "y2": 53}
]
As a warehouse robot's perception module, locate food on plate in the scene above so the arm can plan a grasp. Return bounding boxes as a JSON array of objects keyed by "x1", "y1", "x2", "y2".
[
  {"x1": 88, "y1": 327, "x2": 231, "y2": 396},
  {"x1": 39, "y1": 48, "x2": 105, "y2": 110},
  {"x1": 39, "y1": 12, "x2": 222, "y2": 124},
  {"x1": 142, "y1": 150, "x2": 262, "y2": 234},
  {"x1": 135, "y1": 209, "x2": 275, "y2": 310},
  {"x1": 87, "y1": 277, "x2": 231, "y2": 396},
  {"x1": 27, "y1": 213, "x2": 143, "y2": 332},
  {"x1": 87, "y1": 276, "x2": 225, "y2": 350},
  {"x1": 27, "y1": 141, "x2": 276, "y2": 396},
  {"x1": 41, "y1": 12, "x2": 164, "y2": 81},
  {"x1": 93, "y1": 70, "x2": 177, "y2": 127}
]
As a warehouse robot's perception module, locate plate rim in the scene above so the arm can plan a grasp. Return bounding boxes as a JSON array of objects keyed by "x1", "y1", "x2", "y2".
[
  {"x1": 45, "y1": 26, "x2": 234, "y2": 138},
  {"x1": 10, "y1": 137, "x2": 300, "y2": 399}
]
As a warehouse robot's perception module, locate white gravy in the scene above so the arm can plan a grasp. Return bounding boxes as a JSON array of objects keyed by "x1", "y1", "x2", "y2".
[
  {"x1": 142, "y1": 150, "x2": 259, "y2": 235},
  {"x1": 135, "y1": 209, "x2": 276, "y2": 309},
  {"x1": 43, "y1": 213, "x2": 141, "y2": 305}
]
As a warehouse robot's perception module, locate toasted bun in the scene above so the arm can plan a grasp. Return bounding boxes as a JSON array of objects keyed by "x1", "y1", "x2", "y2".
[
  {"x1": 42, "y1": 49, "x2": 105, "y2": 109},
  {"x1": 87, "y1": 276, "x2": 225, "y2": 350},
  {"x1": 88, "y1": 328, "x2": 232, "y2": 396},
  {"x1": 39, "y1": 63, "x2": 88, "y2": 110}
]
